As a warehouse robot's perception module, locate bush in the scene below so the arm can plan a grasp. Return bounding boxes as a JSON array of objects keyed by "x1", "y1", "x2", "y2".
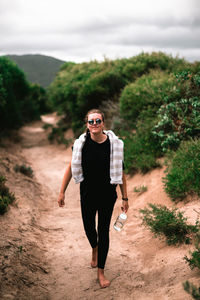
[
  {"x1": 134, "y1": 185, "x2": 147, "y2": 194},
  {"x1": 183, "y1": 232, "x2": 200, "y2": 299},
  {"x1": 184, "y1": 233, "x2": 200, "y2": 270},
  {"x1": 153, "y1": 97, "x2": 200, "y2": 151},
  {"x1": 183, "y1": 281, "x2": 200, "y2": 300},
  {"x1": 163, "y1": 139, "x2": 200, "y2": 201},
  {"x1": 48, "y1": 119, "x2": 72, "y2": 146},
  {"x1": 123, "y1": 113, "x2": 162, "y2": 174},
  {"x1": 121, "y1": 52, "x2": 189, "y2": 80},
  {"x1": 0, "y1": 57, "x2": 29, "y2": 130},
  {"x1": 0, "y1": 57, "x2": 50, "y2": 132},
  {"x1": 153, "y1": 72, "x2": 200, "y2": 151},
  {"x1": 49, "y1": 52, "x2": 189, "y2": 135},
  {"x1": 23, "y1": 84, "x2": 50, "y2": 122},
  {"x1": 140, "y1": 203, "x2": 198, "y2": 245},
  {"x1": 0, "y1": 175, "x2": 15, "y2": 214},
  {"x1": 119, "y1": 71, "x2": 177, "y2": 127},
  {"x1": 48, "y1": 59, "x2": 127, "y2": 133},
  {"x1": 14, "y1": 164, "x2": 33, "y2": 178}
]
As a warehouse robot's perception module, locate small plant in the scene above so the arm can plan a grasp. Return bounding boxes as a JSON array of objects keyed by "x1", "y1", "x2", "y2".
[
  {"x1": 184, "y1": 233, "x2": 200, "y2": 270},
  {"x1": 163, "y1": 139, "x2": 200, "y2": 202},
  {"x1": 0, "y1": 175, "x2": 15, "y2": 214},
  {"x1": 134, "y1": 185, "x2": 147, "y2": 194},
  {"x1": 14, "y1": 164, "x2": 33, "y2": 178},
  {"x1": 42, "y1": 123, "x2": 53, "y2": 130},
  {"x1": 18, "y1": 245, "x2": 23, "y2": 253},
  {"x1": 140, "y1": 203, "x2": 199, "y2": 245},
  {"x1": 183, "y1": 281, "x2": 200, "y2": 300},
  {"x1": 48, "y1": 120, "x2": 72, "y2": 147}
]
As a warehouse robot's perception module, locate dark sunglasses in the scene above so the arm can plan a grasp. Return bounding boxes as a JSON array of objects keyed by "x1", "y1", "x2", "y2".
[{"x1": 88, "y1": 118, "x2": 102, "y2": 125}]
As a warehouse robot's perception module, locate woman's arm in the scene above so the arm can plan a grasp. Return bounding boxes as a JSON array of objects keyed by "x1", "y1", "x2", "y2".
[
  {"x1": 57, "y1": 161, "x2": 72, "y2": 207},
  {"x1": 119, "y1": 171, "x2": 129, "y2": 213}
]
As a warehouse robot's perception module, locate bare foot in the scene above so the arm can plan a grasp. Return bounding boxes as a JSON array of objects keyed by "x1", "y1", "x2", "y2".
[
  {"x1": 91, "y1": 246, "x2": 98, "y2": 268},
  {"x1": 98, "y1": 268, "x2": 110, "y2": 288}
]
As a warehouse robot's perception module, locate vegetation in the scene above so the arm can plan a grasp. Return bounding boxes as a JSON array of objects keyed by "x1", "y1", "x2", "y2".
[
  {"x1": 184, "y1": 234, "x2": 200, "y2": 270},
  {"x1": 5, "y1": 54, "x2": 65, "y2": 88},
  {"x1": 183, "y1": 234, "x2": 200, "y2": 299},
  {"x1": 0, "y1": 175, "x2": 15, "y2": 214},
  {"x1": 14, "y1": 164, "x2": 34, "y2": 178},
  {"x1": 122, "y1": 114, "x2": 162, "y2": 174},
  {"x1": 119, "y1": 71, "x2": 177, "y2": 127},
  {"x1": 1, "y1": 51, "x2": 200, "y2": 298},
  {"x1": 0, "y1": 56, "x2": 49, "y2": 132},
  {"x1": 183, "y1": 281, "x2": 200, "y2": 300},
  {"x1": 140, "y1": 203, "x2": 199, "y2": 245},
  {"x1": 163, "y1": 139, "x2": 200, "y2": 202},
  {"x1": 48, "y1": 52, "x2": 189, "y2": 133},
  {"x1": 134, "y1": 185, "x2": 147, "y2": 194},
  {"x1": 152, "y1": 72, "x2": 200, "y2": 152},
  {"x1": 48, "y1": 51, "x2": 200, "y2": 175}
]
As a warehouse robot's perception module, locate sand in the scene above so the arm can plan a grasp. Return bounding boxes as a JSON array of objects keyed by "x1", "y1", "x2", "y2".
[{"x1": 0, "y1": 113, "x2": 199, "y2": 300}]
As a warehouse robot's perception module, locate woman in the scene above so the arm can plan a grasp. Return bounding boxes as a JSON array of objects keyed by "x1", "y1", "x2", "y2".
[{"x1": 57, "y1": 109, "x2": 129, "y2": 288}]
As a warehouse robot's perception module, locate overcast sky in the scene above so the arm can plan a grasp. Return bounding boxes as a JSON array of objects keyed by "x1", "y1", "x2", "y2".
[{"x1": 0, "y1": 0, "x2": 199, "y2": 63}]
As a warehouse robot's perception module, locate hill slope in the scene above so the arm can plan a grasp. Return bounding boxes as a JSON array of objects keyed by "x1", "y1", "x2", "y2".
[{"x1": 5, "y1": 54, "x2": 65, "y2": 88}]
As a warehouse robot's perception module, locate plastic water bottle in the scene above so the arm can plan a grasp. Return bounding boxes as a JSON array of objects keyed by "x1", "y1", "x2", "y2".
[{"x1": 113, "y1": 212, "x2": 127, "y2": 231}]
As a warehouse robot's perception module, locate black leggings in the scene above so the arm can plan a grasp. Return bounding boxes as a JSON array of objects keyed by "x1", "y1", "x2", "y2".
[{"x1": 80, "y1": 196, "x2": 116, "y2": 269}]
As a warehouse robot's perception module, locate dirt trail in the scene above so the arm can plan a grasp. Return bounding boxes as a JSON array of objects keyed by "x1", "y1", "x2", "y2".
[{"x1": 1, "y1": 113, "x2": 199, "y2": 300}]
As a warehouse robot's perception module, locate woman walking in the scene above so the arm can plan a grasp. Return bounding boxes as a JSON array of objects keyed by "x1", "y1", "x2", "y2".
[{"x1": 57, "y1": 109, "x2": 129, "y2": 288}]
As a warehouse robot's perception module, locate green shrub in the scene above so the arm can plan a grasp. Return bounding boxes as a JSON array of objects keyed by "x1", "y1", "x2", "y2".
[
  {"x1": 183, "y1": 281, "x2": 200, "y2": 300},
  {"x1": 123, "y1": 113, "x2": 162, "y2": 174},
  {"x1": 14, "y1": 164, "x2": 33, "y2": 178},
  {"x1": 153, "y1": 98, "x2": 200, "y2": 151},
  {"x1": 184, "y1": 233, "x2": 200, "y2": 270},
  {"x1": 121, "y1": 52, "x2": 189, "y2": 82},
  {"x1": 163, "y1": 139, "x2": 200, "y2": 201},
  {"x1": 119, "y1": 71, "x2": 177, "y2": 126},
  {"x1": 0, "y1": 57, "x2": 29, "y2": 130},
  {"x1": 49, "y1": 52, "x2": 189, "y2": 135},
  {"x1": 134, "y1": 185, "x2": 147, "y2": 194},
  {"x1": 42, "y1": 123, "x2": 53, "y2": 130},
  {"x1": 0, "y1": 175, "x2": 15, "y2": 214},
  {"x1": 153, "y1": 72, "x2": 200, "y2": 151},
  {"x1": 48, "y1": 119, "x2": 72, "y2": 146},
  {"x1": 48, "y1": 59, "x2": 127, "y2": 133},
  {"x1": 140, "y1": 203, "x2": 198, "y2": 245},
  {"x1": 0, "y1": 57, "x2": 50, "y2": 131},
  {"x1": 183, "y1": 232, "x2": 200, "y2": 299}
]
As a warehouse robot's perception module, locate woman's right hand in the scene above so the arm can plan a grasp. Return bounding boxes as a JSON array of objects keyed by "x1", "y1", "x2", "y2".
[{"x1": 58, "y1": 192, "x2": 65, "y2": 207}]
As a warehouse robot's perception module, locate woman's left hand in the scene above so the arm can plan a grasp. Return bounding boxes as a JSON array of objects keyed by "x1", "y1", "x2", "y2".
[{"x1": 121, "y1": 200, "x2": 129, "y2": 213}]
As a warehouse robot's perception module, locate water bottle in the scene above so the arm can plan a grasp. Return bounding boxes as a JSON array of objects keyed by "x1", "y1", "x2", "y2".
[{"x1": 113, "y1": 212, "x2": 127, "y2": 231}]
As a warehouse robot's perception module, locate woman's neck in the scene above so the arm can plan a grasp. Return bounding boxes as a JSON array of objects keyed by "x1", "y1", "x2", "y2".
[{"x1": 90, "y1": 132, "x2": 107, "y2": 143}]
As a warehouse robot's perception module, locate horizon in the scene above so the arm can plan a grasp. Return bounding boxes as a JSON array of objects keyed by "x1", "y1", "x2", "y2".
[{"x1": 3, "y1": 51, "x2": 200, "y2": 64}]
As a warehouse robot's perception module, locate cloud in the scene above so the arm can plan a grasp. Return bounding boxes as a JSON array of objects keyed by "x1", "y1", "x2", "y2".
[{"x1": 0, "y1": 0, "x2": 199, "y2": 62}]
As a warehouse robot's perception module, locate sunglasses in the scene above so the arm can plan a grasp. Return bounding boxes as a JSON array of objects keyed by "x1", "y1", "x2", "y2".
[{"x1": 88, "y1": 118, "x2": 102, "y2": 125}]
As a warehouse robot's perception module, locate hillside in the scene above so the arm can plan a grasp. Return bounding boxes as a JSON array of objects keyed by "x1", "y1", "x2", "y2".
[{"x1": 5, "y1": 54, "x2": 65, "y2": 88}]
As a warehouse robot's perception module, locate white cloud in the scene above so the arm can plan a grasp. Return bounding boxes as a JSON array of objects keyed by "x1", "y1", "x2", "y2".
[{"x1": 0, "y1": 0, "x2": 199, "y2": 62}]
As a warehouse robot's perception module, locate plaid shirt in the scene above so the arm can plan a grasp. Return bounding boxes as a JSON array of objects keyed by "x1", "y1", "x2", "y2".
[{"x1": 71, "y1": 130, "x2": 124, "y2": 184}]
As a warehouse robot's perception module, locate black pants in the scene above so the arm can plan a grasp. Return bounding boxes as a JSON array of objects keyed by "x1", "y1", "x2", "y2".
[{"x1": 80, "y1": 196, "x2": 116, "y2": 269}]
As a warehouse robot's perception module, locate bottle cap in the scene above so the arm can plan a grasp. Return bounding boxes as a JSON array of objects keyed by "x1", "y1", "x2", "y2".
[{"x1": 120, "y1": 212, "x2": 127, "y2": 220}]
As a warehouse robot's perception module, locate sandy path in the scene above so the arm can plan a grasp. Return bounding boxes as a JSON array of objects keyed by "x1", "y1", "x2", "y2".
[{"x1": 18, "y1": 114, "x2": 197, "y2": 300}]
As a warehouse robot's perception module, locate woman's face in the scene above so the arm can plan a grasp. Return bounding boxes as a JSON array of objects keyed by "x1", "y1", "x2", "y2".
[{"x1": 87, "y1": 113, "x2": 104, "y2": 134}]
